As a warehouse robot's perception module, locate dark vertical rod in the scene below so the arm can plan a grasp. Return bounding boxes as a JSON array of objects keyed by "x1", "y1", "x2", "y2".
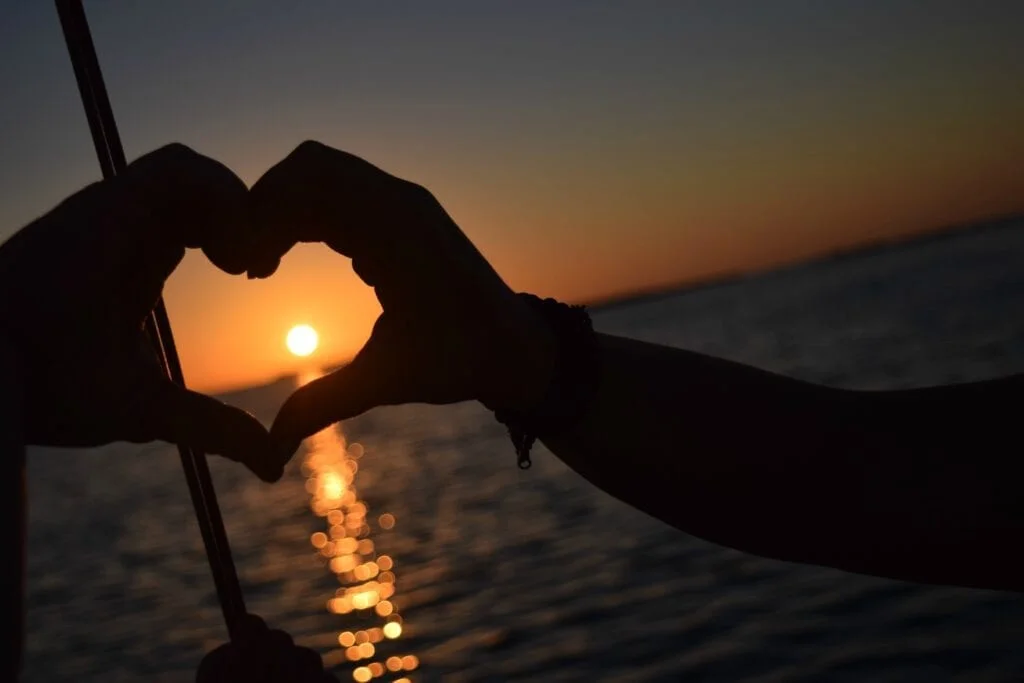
[{"x1": 55, "y1": 0, "x2": 246, "y2": 641}]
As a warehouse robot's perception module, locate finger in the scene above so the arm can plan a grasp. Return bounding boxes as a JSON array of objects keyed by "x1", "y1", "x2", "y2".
[
  {"x1": 236, "y1": 613, "x2": 269, "y2": 645},
  {"x1": 292, "y1": 646, "x2": 327, "y2": 677},
  {"x1": 264, "y1": 629, "x2": 295, "y2": 651},
  {"x1": 247, "y1": 140, "x2": 428, "y2": 283},
  {"x1": 247, "y1": 629, "x2": 299, "y2": 682},
  {"x1": 270, "y1": 646, "x2": 327, "y2": 682},
  {"x1": 138, "y1": 380, "x2": 286, "y2": 483},
  {"x1": 270, "y1": 356, "x2": 380, "y2": 455},
  {"x1": 114, "y1": 143, "x2": 253, "y2": 275},
  {"x1": 194, "y1": 643, "x2": 234, "y2": 683}
]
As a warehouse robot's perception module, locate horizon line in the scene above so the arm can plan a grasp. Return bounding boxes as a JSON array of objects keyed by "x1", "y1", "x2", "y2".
[{"x1": 205, "y1": 207, "x2": 1023, "y2": 397}]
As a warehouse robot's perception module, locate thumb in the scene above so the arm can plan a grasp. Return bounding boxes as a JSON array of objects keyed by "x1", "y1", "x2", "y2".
[
  {"x1": 141, "y1": 381, "x2": 286, "y2": 483},
  {"x1": 270, "y1": 357, "x2": 381, "y2": 456}
]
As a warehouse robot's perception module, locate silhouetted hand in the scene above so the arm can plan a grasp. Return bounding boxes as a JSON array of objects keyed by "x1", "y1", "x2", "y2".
[
  {"x1": 196, "y1": 614, "x2": 338, "y2": 682},
  {"x1": 0, "y1": 143, "x2": 283, "y2": 481},
  {"x1": 249, "y1": 141, "x2": 554, "y2": 452}
]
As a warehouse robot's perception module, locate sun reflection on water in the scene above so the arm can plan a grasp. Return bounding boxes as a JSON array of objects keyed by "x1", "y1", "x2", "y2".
[{"x1": 298, "y1": 370, "x2": 418, "y2": 681}]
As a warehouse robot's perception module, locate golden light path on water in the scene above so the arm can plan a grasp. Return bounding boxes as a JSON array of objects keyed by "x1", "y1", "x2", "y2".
[{"x1": 298, "y1": 369, "x2": 419, "y2": 682}]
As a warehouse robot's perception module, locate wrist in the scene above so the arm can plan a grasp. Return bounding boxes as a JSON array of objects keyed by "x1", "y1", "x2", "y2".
[
  {"x1": 488, "y1": 293, "x2": 600, "y2": 468},
  {"x1": 482, "y1": 308, "x2": 557, "y2": 413}
]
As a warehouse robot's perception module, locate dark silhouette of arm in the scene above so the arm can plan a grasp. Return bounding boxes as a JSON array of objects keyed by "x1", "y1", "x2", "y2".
[
  {"x1": 1, "y1": 343, "x2": 25, "y2": 681},
  {"x1": 255, "y1": 142, "x2": 1024, "y2": 593},
  {"x1": 540, "y1": 334, "x2": 1023, "y2": 591}
]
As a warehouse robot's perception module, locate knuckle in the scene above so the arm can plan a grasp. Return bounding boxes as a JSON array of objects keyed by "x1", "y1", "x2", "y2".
[
  {"x1": 160, "y1": 141, "x2": 195, "y2": 155},
  {"x1": 152, "y1": 142, "x2": 199, "y2": 163},
  {"x1": 292, "y1": 139, "x2": 330, "y2": 160},
  {"x1": 402, "y1": 180, "x2": 436, "y2": 204},
  {"x1": 126, "y1": 142, "x2": 203, "y2": 179}
]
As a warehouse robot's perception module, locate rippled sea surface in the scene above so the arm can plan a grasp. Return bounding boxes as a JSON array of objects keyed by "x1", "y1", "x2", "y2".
[{"x1": 24, "y1": 219, "x2": 1024, "y2": 682}]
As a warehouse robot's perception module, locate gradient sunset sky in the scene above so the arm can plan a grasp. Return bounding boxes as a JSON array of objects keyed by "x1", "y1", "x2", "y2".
[{"x1": 2, "y1": 1, "x2": 1022, "y2": 391}]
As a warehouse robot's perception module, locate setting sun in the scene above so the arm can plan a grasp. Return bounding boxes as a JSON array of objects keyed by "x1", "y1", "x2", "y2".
[{"x1": 286, "y1": 324, "x2": 319, "y2": 357}]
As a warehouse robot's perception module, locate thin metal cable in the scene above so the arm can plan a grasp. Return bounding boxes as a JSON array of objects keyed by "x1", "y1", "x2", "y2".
[{"x1": 55, "y1": 0, "x2": 247, "y2": 641}]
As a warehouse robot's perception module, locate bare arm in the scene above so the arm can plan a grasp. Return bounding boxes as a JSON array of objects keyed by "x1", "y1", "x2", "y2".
[
  {"x1": 542, "y1": 333, "x2": 1024, "y2": 591},
  {"x1": 1, "y1": 340, "x2": 25, "y2": 681},
  {"x1": 258, "y1": 142, "x2": 1024, "y2": 593}
]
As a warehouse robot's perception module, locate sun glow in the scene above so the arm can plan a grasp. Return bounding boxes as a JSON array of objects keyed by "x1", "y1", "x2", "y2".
[{"x1": 286, "y1": 324, "x2": 319, "y2": 357}]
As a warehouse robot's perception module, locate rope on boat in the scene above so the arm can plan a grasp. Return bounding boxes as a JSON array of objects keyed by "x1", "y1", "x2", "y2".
[{"x1": 55, "y1": 0, "x2": 247, "y2": 642}]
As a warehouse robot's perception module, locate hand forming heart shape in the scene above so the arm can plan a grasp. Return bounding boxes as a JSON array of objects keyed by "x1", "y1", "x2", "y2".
[{"x1": 0, "y1": 141, "x2": 554, "y2": 482}]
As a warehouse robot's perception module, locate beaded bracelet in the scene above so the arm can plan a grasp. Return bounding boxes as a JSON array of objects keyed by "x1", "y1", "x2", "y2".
[{"x1": 493, "y1": 293, "x2": 600, "y2": 468}]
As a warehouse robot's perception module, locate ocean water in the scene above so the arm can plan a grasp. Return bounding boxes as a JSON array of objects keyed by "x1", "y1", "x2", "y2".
[{"x1": 23, "y1": 219, "x2": 1024, "y2": 682}]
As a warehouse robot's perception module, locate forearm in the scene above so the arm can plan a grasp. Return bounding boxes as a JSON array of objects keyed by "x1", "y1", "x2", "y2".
[
  {"x1": 0, "y1": 340, "x2": 26, "y2": 680},
  {"x1": 542, "y1": 334, "x2": 1024, "y2": 590}
]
